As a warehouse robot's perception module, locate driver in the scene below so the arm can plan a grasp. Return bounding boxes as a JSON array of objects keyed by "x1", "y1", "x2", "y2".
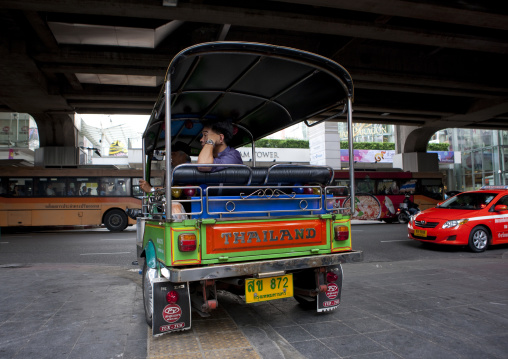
[{"x1": 139, "y1": 150, "x2": 190, "y2": 193}]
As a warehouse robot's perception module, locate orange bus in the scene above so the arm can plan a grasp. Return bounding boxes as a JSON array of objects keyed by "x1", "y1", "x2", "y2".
[{"x1": 0, "y1": 166, "x2": 161, "y2": 231}]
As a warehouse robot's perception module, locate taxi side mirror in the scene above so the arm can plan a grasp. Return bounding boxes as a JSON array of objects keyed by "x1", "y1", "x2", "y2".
[{"x1": 494, "y1": 204, "x2": 508, "y2": 212}]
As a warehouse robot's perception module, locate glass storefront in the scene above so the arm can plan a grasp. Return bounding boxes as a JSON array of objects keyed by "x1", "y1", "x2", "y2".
[
  {"x1": 451, "y1": 128, "x2": 508, "y2": 190},
  {"x1": 0, "y1": 113, "x2": 39, "y2": 150}
]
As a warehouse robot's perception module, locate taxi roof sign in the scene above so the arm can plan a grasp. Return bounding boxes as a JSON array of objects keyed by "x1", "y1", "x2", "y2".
[{"x1": 480, "y1": 185, "x2": 508, "y2": 190}]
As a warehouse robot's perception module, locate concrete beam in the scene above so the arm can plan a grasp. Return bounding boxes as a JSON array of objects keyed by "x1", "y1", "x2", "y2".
[
  {"x1": 1, "y1": 0, "x2": 507, "y2": 53},
  {"x1": 443, "y1": 98, "x2": 508, "y2": 127},
  {"x1": 269, "y1": 0, "x2": 508, "y2": 31}
]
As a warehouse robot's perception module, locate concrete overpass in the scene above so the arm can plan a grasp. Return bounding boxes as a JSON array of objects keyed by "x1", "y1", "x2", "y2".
[{"x1": 0, "y1": 0, "x2": 507, "y2": 164}]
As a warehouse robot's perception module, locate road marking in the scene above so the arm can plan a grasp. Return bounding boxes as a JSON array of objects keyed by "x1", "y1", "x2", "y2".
[
  {"x1": 100, "y1": 238, "x2": 136, "y2": 241},
  {"x1": 80, "y1": 252, "x2": 131, "y2": 255},
  {"x1": 381, "y1": 239, "x2": 409, "y2": 242},
  {"x1": 0, "y1": 242, "x2": 9, "y2": 244}
]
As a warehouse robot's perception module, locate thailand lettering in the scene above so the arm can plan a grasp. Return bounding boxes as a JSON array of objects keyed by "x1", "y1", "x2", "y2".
[
  {"x1": 495, "y1": 218, "x2": 508, "y2": 223},
  {"x1": 221, "y1": 228, "x2": 316, "y2": 245},
  {"x1": 498, "y1": 232, "x2": 508, "y2": 238}
]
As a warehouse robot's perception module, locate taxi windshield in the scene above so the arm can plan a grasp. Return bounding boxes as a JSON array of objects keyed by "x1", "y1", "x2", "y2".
[{"x1": 439, "y1": 192, "x2": 496, "y2": 210}]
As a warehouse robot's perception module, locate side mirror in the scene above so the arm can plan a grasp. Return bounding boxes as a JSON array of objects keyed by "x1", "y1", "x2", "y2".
[{"x1": 494, "y1": 204, "x2": 508, "y2": 212}]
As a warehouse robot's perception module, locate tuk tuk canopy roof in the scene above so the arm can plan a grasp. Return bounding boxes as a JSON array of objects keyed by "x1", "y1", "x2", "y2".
[{"x1": 143, "y1": 41, "x2": 353, "y2": 155}]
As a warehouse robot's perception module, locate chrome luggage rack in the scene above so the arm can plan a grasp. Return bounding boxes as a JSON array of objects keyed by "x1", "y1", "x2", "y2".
[{"x1": 144, "y1": 185, "x2": 349, "y2": 220}]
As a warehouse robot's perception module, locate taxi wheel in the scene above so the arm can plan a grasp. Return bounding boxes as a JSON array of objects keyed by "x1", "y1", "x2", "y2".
[{"x1": 468, "y1": 226, "x2": 489, "y2": 253}]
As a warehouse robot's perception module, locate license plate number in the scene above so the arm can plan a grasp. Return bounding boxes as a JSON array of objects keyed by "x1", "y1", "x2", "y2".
[
  {"x1": 245, "y1": 274, "x2": 293, "y2": 303},
  {"x1": 415, "y1": 229, "x2": 427, "y2": 237}
]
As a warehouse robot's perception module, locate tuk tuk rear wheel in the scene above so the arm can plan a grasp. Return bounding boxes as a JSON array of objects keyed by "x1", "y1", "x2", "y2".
[{"x1": 142, "y1": 262, "x2": 156, "y2": 327}]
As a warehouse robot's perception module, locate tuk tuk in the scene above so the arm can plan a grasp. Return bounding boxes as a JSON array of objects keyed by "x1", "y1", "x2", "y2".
[{"x1": 136, "y1": 41, "x2": 363, "y2": 336}]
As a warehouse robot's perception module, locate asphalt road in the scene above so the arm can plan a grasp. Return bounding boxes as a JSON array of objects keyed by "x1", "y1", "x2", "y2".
[
  {"x1": 350, "y1": 220, "x2": 508, "y2": 262},
  {"x1": 0, "y1": 226, "x2": 139, "y2": 266},
  {"x1": 3, "y1": 221, "x2": 507, "y2": 266}
]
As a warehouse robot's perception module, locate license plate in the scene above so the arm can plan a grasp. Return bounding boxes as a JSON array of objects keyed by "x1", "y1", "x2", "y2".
[
  {"x1": 245, "y1": 274, "x2": 293, "y2": 303},
  {"x1": 414, "y1": 229, "x2": 427, "y2": 237}
]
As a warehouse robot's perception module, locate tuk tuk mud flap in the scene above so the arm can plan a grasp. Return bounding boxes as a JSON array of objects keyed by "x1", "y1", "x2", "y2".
[
  {"x1": 152, "y1": 278, "x2": 191, "y2": 336},
  {"x1": 317, "y1": 265, "x2": 343, "y2": 312}
]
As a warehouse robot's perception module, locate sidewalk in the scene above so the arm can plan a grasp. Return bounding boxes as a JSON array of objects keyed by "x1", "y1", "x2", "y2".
[{"x1": 2, "y1": 256, "x2": 507, "y2": 358}]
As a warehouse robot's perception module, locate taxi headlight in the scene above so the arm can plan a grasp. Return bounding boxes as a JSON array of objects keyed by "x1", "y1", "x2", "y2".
[{"x1": 442, "y1": 219, "x2": 469, "y2": 229}]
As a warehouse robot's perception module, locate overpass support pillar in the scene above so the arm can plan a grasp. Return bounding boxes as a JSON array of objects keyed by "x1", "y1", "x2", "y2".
[
  {"x1": 308, "y1": 122, "x2": 341, "y2": 169},
  {"x1": 393, "y1": 125, "x2": 442, "y2": 172},
  {"x1": 33, "y1": 113, "x2": 81, "y2": 166}
]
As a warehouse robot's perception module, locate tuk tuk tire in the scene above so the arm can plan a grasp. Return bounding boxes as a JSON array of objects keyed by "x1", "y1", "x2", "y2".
[
  {"x1": 142, "y1": 261, "x2": 156, "y2": 327},
  {"x1": 468, "y1": 226, "x2": 489, "y2": 253},
  {"x1": 104, "y1": 209, "x2": 128, "y2": 231}
]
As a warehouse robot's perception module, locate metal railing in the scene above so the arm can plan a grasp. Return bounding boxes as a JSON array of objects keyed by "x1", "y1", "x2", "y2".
[{"x1": 143, "y1": 185, "x2": 350, "y2": 220}]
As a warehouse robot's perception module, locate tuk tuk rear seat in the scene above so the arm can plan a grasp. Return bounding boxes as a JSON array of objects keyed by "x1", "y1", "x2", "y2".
[{"x1": 172, "y1": 166, "x2": 333, "y2": 187}]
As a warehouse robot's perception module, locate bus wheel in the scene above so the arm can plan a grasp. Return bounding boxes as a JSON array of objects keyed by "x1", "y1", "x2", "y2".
[
  {"x1": 142, "y1": 261, "x2": 156, "y2": 327},
  {"x1": 104, "y1": 209, "x2": 128, "y2": 231}
]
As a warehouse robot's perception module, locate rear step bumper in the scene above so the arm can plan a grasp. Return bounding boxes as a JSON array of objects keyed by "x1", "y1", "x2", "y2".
[{"x1": 161, "y1": 251, "x2": 363, "y2": 282}]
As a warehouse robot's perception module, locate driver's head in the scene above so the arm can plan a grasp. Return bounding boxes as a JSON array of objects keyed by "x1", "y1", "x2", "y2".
[{"x1": 171, "y1": 150, "x2": 191, "y2": 167}]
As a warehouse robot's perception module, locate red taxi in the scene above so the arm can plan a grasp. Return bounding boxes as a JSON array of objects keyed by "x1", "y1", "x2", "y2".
[{"x1": 408, "y1": 186, "x2": 508, "y2": 252}]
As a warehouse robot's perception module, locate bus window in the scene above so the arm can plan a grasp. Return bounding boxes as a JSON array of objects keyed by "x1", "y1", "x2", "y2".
[
  {"x1": 0, "y1": 180, "x2": 6, "y2": 196},
  {"x1": 103, "y1": 177, "x2": 131, "y2": 196},
  {"x1": 377, "y1": 179, "x2": 399, "y2": 195},
  {"x1": 74, "y1": 178, "x2": 100, "y2": 196},
  {"x1": 38, "y1": 178, "x2": 65, "y2": 196},
  {"x1": 419, "y1": 179, "x2": 443, "y2": 201},
  {"x1": 356, "y1": 178, "x2": 374, "y2": 194},
  {"x1": 400, "y1": 179, "x2": 416, "y2": 194},
  {"x1": 7, "y1": 178, "x2": 33, "y2": 197}
]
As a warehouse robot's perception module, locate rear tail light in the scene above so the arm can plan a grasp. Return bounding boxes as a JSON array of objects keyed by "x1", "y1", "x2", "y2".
[
  {"x1": 166, "y1": 290, "x2": 179, "y2": 304},
  {"x1": 326, "y1": 271, "x2": 338, "y2": 283},
  {"x1": 178, "y1": 233, "x2": 197, "y2": 251},
  {"x1": 334, "y1": 225, "x2": 349, "y2": 241}
]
